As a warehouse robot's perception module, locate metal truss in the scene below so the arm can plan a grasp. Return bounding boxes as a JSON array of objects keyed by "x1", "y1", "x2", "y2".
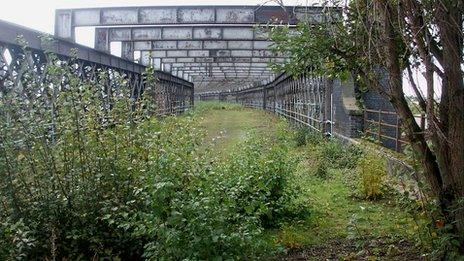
[{"x1": 0, "y1": 20, "x2": 194, "y2": 118}]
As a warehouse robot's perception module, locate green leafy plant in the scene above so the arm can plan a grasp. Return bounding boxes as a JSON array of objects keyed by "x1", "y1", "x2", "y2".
[{"x1": 356, "y1": 152, "x2": 387, "y2": 200}]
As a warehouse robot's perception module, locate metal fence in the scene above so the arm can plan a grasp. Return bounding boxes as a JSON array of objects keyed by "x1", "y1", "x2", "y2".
[
  {"x1": 0, "y1": 19, "x2": 194, "y2": 117},
  {"x1": 198, "y1": 72, "x2": 425, "y2": 153},
  {"x1": 364, "y1": 109, "x2": 425, "y2": 152},
  {"x1": 198, "y1": 73, "x2": 334, "y2": 135}
]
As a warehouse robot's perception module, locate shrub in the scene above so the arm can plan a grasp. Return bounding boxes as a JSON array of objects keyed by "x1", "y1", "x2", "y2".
[
  {"x1": 356, "y1": 152, "x2": 387, "y2": 199},
  {"x1": 324, "y1": 139, "x2": 362, "y2": 169},
  {"x1": 0, "y1": 40, "x2": 305, "y2": 260}
]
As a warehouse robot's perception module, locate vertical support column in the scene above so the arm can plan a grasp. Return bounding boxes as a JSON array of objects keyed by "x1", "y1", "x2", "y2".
[
  {"x1": 95, "y1": 28, "x2": 110, "y2": 53},
  {"x1": 121, "y1": 42, "x2": 134, "y2": 61},
  {"x1": 55, "y1": 10, "x2": 74, "y2": 41},
  {"x1": 263, "y1": 87, "x2": 267, "y2": 110},
  {"x1": 323, "y1": 79, "x2": 333, "y2": 135}
]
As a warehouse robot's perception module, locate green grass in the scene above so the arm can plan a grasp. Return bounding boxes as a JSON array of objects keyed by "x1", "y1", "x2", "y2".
[
  {"x1": 194, "y1": 102, "x2": 433, "y2": 259},
  {"x1": 196, "y1": 101, "x2": 278, "y2": 155}
]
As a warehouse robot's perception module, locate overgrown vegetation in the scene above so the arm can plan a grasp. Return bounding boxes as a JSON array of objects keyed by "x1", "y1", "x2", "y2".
[
  {"x1": 0, "y1": 39, "x2": 304, "y2": 258},
  {"x1": 271, "y1": 128, "x2": 439, "y2": 259},
  {"x1": 270, "y1": 0, "x2": 464, "y2": 256},
  {"x1": 0, "y1": 33, "x2": 452, "y2": 259}
]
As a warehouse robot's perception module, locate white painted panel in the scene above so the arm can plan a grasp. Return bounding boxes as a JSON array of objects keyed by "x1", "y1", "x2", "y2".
[
  {"x1": 253, "y1": 41, "x2": 273, "y2": 49},
  {"x1": 152, "y1": 50, "x2": 167, "y2": 58},
  {"x1": 203, "y1": 41, "x2": 227, "y2": 49},
  {"x1": 223, "y1": 28, "x2": 253, "y2": 39},
  {"x1": 178, "y1": 41, "x2": 202, "y2": 49},
  {"x1": 163, "y1": 28, "x2": 192, "y2": 39},
  {"x1": 132, "y1": 28, "x2": 162, "y2": 40},
  {"x1": 231, "y1": 50, "x2": 253, "y2": 57},
  {"x1": 188, "y1": 50, "x2": 210, "y2": 57},
  {"x1": 193, "y1": 28, "x2": 222, "y2": 39},
  {"x1": 167, "y1": 50, "x2": 188, "y2": 57},
  {"x1": 74, "y1": 10, "x2": 100, "y2": 26},
  {"x1": 140, "y1": 8, "x2": 177, "y2": 23},
  {"x1": 227, "y1": 41, "x2": 253, "y2": 49},
  {"x1": 153, "y1": 41, "x2": 177, "y2": 49},
  {"x1": 133, "y1": 41, "x2": 152, "y2": 50},
  {"x1": 178, "y1": 8, "x2": 215, "y2": 23},
  {"x1": 102, "y1": 9, "x2": 138, "y2": 24},
  {"x1": 216, "y1": 8, "x2": 254, "y2": 23},
  {"x1": 109, "y1": 29, "x2": 131, "y2": 41}
]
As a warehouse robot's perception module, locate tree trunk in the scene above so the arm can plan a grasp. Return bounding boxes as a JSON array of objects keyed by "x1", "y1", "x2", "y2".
[
  {"x1": 375, "y1": 0, "x2": 444, "y2": 196},
  {"x1": 436, "y1": 1, "x2": 464, "y2": 246}
]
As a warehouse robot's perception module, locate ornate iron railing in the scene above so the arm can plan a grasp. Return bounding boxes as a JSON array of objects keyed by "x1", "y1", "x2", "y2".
[{"x1": 0, "y1": 19, "x2": 194, "y2": 116}]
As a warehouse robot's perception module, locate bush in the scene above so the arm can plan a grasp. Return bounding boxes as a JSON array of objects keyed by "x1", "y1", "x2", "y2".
[
  {"x1": 0, "y1": 40, "x2": 305, "y2": 259},
  {"x1": 356, "y1": 152, "x2": 387, "y2": 199}
]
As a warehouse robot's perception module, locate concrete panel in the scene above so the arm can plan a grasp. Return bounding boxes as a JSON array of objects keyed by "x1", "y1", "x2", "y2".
[
  {"x1": 102, "y1": 9, "x2": 138, "y2": 24},
  {"x1": 163, "y1": 63, "x2": 172, "y2": 72},
  {"x1": 161, "y1": 58, "x2": 176, "y2": 63},
  {"x1": 231, "y1": 50, "x2": 253, "y2": 57},
  {"x1": 223, "y1": 28, "x2": 253, "y2": 39},
  {"x1": 141, "y1": 51, "x2": 152, "y2": 65},
  {"x1": 74, "y1": 10, "x2": 100, "y2": 26},
  {"x1": 193, "y1": 27, "x2": 222, "y2": 39},
  {"x1": 196, "y1": 57, "x2": 214, "y2": 62},
  {"x1": 252, "y1": 57, "x2": 271, "y2": 62},
  {"x1": 133, "y1": 41, "x2": 152, "y2": 50},
  {"x1": 216, "y1": 57, "x2": 251, "y2": 63},
  {"x1": 167, "y1": 50, "x2": 188, "y2": 57},
  {"x1": 178, "y1": 8, "x2": 215, "y2": 23},
  {"x1": 163, "y1": 28, "x2": 192, "y2": 39},
  {"x1": 55, "y1": 11, "x2": 72, "y2": 39},
  {"x1": 132, "y1": 28, "x2": 162, "y2": 40},
  {"x1": 203, "y1": 41, "x2": 227, "y2": 49},
  {"x1": 253, "y1": 41, "x2": 272, "y2": 49},
  {"x1": 188, "y1": 50, "x2": 210, "y2": 57},
  {"x1": 227, "y1": 41, "x2": 253, "y2": 49},
  {"x1": 216, "y1": 8, "x2": 254, "y2": 23},
  {"x1": 254, "y1": 27, "x2": 270, "y2": 40},
  {"x1": 121, "y1": 42, "x2": 134, "y2": 60},
  {"x1": 253, "y1": 50, "x2": 274, "y2": 57},
  {"x1": 110, "y1": 28, "x2": 131, "y2": 41},
  {"x1": 235, "y1": 63, "x2": 252, "y2": 67},
  {"x1": 295, "y1": 11, "x2": 324, "y2": 24},
  {"x1": 177, "y1": 58, "x2": 195, "y2": 62},
  {"x1": 153, "y1": 41, "x2": 177, "y2": 49},
  {"x1": 212, "y1": 50, "x2": 231, "y2": 57},
  {"x1": 178, "y1": 41, "x2": 202, "y2": 49},
  {"x1": 139, "y1": 8, "x2": 177, "y2": 23},
  {"x1": 95, "y1": 28, "x2": 109, "y2": 51},
  {"x1": 152, "y1": 50, "x2": 167, "y2": 58}
]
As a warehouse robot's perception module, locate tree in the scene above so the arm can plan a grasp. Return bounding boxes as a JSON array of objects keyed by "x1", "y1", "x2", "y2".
[{"x1": 269, "y1": 0, "x2": 464, "y2": 253}]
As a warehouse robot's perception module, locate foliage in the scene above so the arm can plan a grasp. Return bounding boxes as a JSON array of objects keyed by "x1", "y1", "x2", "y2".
[
  {"x1": 0, "y1": 42, "x2": 303, "y2": 258},
  {"x1": 270, "y1": 0, "x2": 464, "y2": 253},
  {"x1": 356, "y1": 152, "x2": 387, "y2": 199}
]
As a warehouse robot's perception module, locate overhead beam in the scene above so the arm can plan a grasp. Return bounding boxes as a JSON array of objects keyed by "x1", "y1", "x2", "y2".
[
  {"x1": 55, "y1": 5, "x2": 331, "y2": 40},
  {"x1": 96, "y1": 26, "x2": 286, "y2": 43}
]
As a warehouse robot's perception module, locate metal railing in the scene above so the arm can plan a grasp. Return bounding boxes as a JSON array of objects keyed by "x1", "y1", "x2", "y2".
[
  {"x1": 198, "y1": 73, "x2": 333, "y2": 135},
  {"x1": 0, "y1": 19, "x2": 194, "y2": 116},
  {"x1": 364, "y1": 109, "x2": 425, "y2": 152}
]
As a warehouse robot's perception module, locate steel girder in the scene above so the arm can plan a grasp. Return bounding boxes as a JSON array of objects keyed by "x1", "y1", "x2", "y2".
[{"x1": 0, "y1": 19, "x2": 194, "y2": 116}]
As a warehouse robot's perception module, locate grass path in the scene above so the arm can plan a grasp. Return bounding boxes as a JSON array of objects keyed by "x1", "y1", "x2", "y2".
[
  {"x1": 195, "y1": 102, "x2": 430, "y2": 260},
  {"x1": 198, "y1": 106, "x2": 279, "y2": 156}
]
